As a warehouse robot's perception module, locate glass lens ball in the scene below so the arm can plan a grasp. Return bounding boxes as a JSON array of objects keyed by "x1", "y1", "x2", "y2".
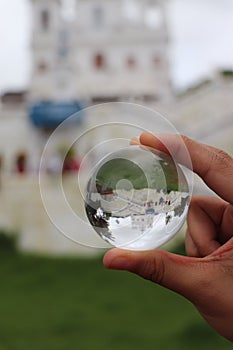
[{"x1": 85, "y1": 145, "x2": 190, "y2": 250}]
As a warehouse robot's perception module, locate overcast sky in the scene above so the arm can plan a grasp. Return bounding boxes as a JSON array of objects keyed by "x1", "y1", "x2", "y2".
[{"x1": 0, "y1": 0, "x2": 233, "y2": 94}]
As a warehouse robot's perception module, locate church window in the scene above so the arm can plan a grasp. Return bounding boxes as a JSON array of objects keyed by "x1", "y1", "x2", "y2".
[
  {"x1": 127, "y1": 56, "x2": 136, "y2": 69},
  {"x1": 153, "y1": 55, "x2": 161, "y2": 66},
  {"x1": 94, "y1": 53, "x2": 105, "y2": 69},
  {"x1": 38, "y1": 61, "x2": 48, "y2": 73},
  {"x1": 41, "y1": 9, "x2": 50, "y2": 31}
]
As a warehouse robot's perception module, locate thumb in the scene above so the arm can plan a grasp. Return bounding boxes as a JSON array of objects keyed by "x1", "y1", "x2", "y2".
[{"x1": 103, "y1": 248, "x2": 210, "y2": 302}]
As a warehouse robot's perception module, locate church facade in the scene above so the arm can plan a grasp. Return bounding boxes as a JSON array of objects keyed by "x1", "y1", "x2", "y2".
[
  {"x1": 29, "y1": 0, "x2": 171, "y2": 104},
  {"x1": 0, "y1": 1, "x2": 233, "y2": 255}
]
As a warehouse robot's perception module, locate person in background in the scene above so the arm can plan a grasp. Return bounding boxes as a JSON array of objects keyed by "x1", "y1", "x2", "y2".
[
  {"x1": 16, "y1": 152, "x2": 27, "y2": 174},
  {"x1": 62, "y1": 147, "x2": 80, "y2": 174}
]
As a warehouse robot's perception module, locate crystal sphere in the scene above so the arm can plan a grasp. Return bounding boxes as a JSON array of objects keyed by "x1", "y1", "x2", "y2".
[
  {"x1": 39, "y1": 102, "x2": 193, "y2": 250},
  {"x1": 85, "y1": 145, "x2": 190, "y2": 250}
]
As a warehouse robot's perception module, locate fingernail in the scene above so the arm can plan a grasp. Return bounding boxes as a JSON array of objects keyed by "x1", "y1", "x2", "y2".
[{"x1": 130, "y1": 137, "x2": 140, "y2": 145}]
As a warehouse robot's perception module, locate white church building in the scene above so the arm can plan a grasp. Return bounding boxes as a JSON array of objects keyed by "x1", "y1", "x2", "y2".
[
  {"x1": 29, "y1": 0, "x2": 171, "y2": 104},
  {"x1": 0, "y1": 0, "x2": 232, "y2": 255}
]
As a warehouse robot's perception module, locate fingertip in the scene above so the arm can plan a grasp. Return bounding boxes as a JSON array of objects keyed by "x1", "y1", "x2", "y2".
[
  {"x1": 103, "y1": 249, "x2": 133, "y2": 270},
  {"x1": 140, "y1": 132, "x2": 170, "y2": 154},
  {"x1": 102, "y1": 249, "x2": 114, "y2": 268},
  {"x1": 139, "y1": 132, "x2": 155, "y2": 145},
  {"x1": 102, "y1": 248, "x2": 122, "y2": 268}
]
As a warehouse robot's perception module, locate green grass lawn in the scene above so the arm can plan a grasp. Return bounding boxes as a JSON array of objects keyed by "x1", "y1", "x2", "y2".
[{"x1": 0, "y1": 250, "x2": 232, "y2": 350}]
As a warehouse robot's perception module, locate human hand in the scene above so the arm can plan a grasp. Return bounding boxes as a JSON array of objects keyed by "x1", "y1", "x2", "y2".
[{"x1": 103, "y1": 132, "x2": 233, "y2": 342}]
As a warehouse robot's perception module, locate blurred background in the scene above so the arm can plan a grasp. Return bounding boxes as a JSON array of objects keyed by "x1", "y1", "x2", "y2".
[{"x1": 0, "y1": 0, "x2": 233, "y2": 349}]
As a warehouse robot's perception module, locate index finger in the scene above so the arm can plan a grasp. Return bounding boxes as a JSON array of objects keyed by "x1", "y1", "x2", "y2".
[{"x1": 140, "y1": 132, "x2": 233, "y2": 204}]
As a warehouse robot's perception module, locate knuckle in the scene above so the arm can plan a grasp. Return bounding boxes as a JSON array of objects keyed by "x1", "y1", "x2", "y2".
[
  {"x1": 200, "y1": 147, "x2": 233, "y2": 180},
  {"x1": 138, "y1": 255, "x2": 166, "y2": 285},
  {"x1": 210, "y1": 148, "x2": 233, "y2": 169}
]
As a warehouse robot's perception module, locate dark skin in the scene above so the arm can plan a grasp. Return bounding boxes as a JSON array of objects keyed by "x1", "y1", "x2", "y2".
[{"x1": 103, "y1": 132, "x2": 233, "y2": 342}]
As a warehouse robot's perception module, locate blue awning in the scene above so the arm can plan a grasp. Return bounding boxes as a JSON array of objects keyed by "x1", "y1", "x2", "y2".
[{"x1": 29, "y1": 101, "x2": 84, "y2": 128}]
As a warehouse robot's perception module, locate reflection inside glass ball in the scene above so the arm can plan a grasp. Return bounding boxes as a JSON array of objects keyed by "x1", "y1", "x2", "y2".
[{"x1": 85, "y1": 146, "x2": 190, "y2": 250}]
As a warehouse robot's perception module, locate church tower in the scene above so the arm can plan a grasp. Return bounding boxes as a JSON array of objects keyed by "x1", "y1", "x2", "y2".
[
  {"x1": 29, "y1": 0, "x2": 171, "y2": 104},
  {"x1": 30, "y1": 0, "x2": 60, "y2": 101}
]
